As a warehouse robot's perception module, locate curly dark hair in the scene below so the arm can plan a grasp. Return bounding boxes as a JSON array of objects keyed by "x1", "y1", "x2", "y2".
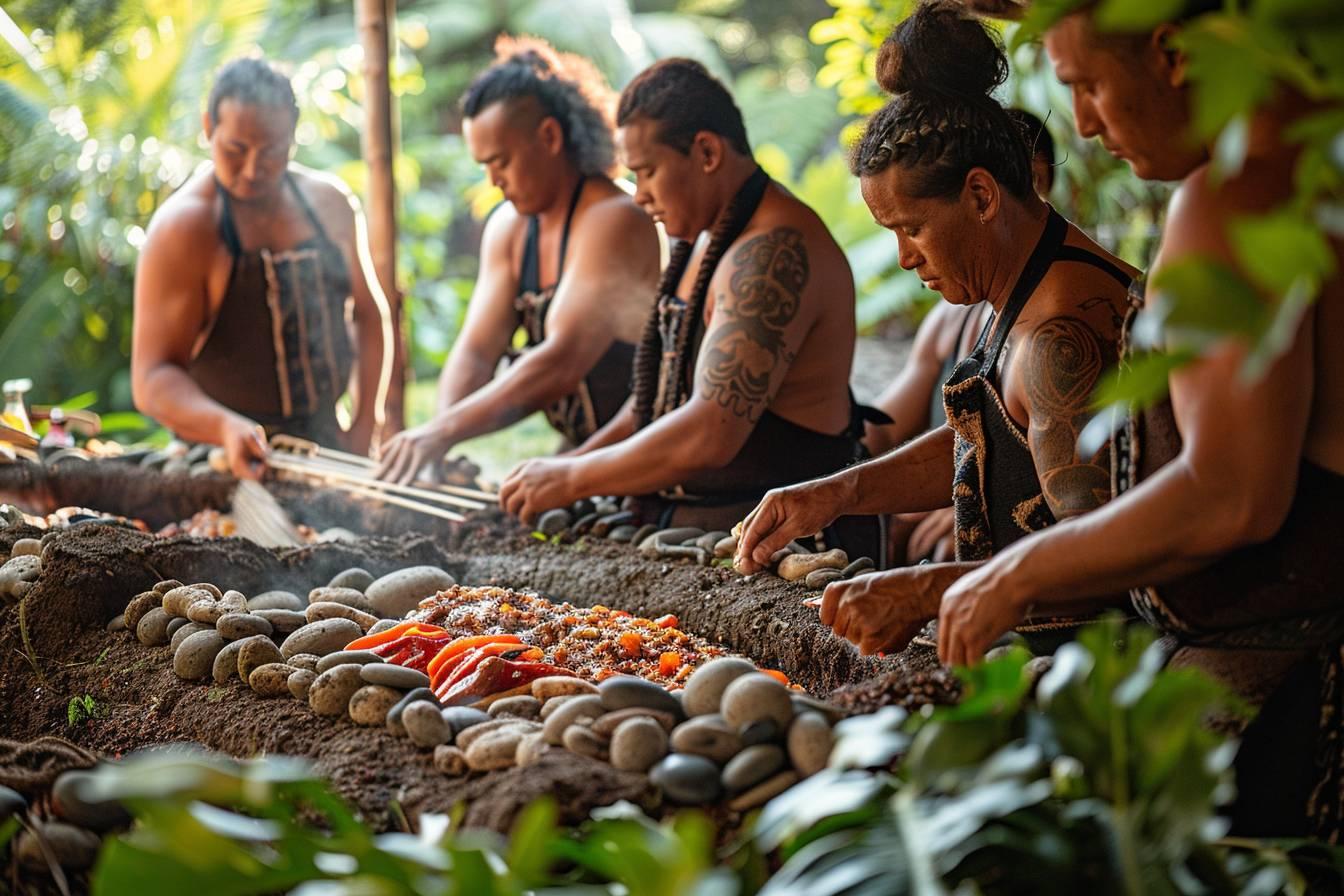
[
  {"x1": 461, "y1": 35, "x2": 616, "y2": 178},
  {"x1": 616, "y1": 58, "x2": 751, "y2": 156},
  {"x1": 208, "y1": 57, "x2": 298, "y2": 127},
  {"x1": 849, "y1": 1, "x2": 1032, "y2": 201}
]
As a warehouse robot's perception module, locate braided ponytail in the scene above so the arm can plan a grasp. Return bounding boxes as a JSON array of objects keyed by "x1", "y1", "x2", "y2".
[{"x1": 632, "y1": 168, "x2": 771, "y2": 427}]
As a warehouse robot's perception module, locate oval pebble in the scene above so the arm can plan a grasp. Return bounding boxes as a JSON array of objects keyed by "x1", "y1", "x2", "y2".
[
  {"x1": 153, "y1": 579, "x2": 184, "y2": 595},
  {"x1": 722, "y1": 744, "x2": 786, "y2": 793},
  {"x1": 650, "y1": 754, "x2": 722, "y2": 805},
  {"x1": 467, "y1": 729, "x2": 526, "y2": 771},
  {"x1": 433, "y1": 744, "x2": 468, "y2": 775},
  {"x1": 212, "y1": 640, "x2": 245, "y2": 683},
  {"x1": 317, "y1": 650, "x2": 385, "y2": 674},
  {"x1": 217, "y1": 613, "x2": 274, "y2": 640},
  {"x1": 287, "y1": 653, "x2": 320, "y2": 672},
  {"x1": 610, "y1": 717, "x2": 668, "y2": 772},
  {"x1": 51, "y1": 770, "x2": 129, "y2": 832},
  {"x1": 728, "y1": 770, "x2": 800, "y2": 812},
  {"x1": 161, "y1": 585, "x2": 212, "y2": 618},
  {"x1": 0, "y1": 785, "x2": 25, "y2": 822},
  {"x1": 15, "y1": 821, "x2": 100, "y2": 871},
  {"x1": 787, "y1": 712, "x2": 834, "y2": 777},
  {"x1": 349, "y1": 685, "x2": 402, "y2": 725},
  {"x1": 169, "y1": 621, "x2": 210, "y2": 654},
  {"x1": 308, "y1": 664, "x2": 365, "y2": 717},
  {"x1": 531, "y1": 676, "x2": 597, "y2": 701},
  {"x1": 739, "y1": 718, "x2": 782, "y2": 747},
  {"x1": 10, "y1": 538, "x2": 41, "y2": 557},
  {"x1": 777, "y1": 549, "x2": 848, "y2": 582},
  {"x1": 537, "y1": 508, "x2": 572, "y2": 536},
  {"x1": 440, "y1": 706, "x2": 491, "y2": 737},
  {"x1": 488, "y1": 695, "x2": 541, "y2": 720},
  {"x1": 591, "y1": 707, "x2": 677, "y2": 737},
  {"x1": 236, "y1": 635, "x2": 284, "y2": 681},
  {"x1": 543, "y1": 694, "x2": 604, "y2": 745},
  {"x1": 359, "y1": 663, "x2": 428, "y2": 690},
  {"x1": 670, "y1": 714, "x2": 743, "y2": 764},
  {"x1": 106, "y1": 614, "x2": 127, "y2": 633},
  {"x1": 607, "y1": 525, "x2": 639, "y2": 542},
  {"x1": 281, "y1": 618, "x2": 363, "y2": 659},
  {"x1": 456, "y1": 718, "x2": 540, "y2": 752},
  {"x1": 305, "y1": 601, "x2": 378, "y2": 631},
  {"x1": 805, "y1": 568, "x2": 845, "y2": 590},
  {"x1": 388, "y1": 688, "x2": 440, "y2": 736},
  {"x1": 249, "y1": 663, "x2": 297, "y2": 697},
  {"x1": 165, "y1": 614, "x2": 189, "y2": 637},
  {"x1": 124, "y1": 591, "x2": 161, "y2": 629},
  {"x1": 173, "y1": 630, "x2": 226, "y2": 680},
  {"x1": 135, "y1": 609, "x2": 172, "y2": 644},
  {"x1": 365, "y1": 619, "x2": 399, "y2": 637},
  {"x1": 328, "y1": 567, "x2": 374, "y2": 591},
  {"x1": 516, "y1": 731, "x2": 550, "y2": 766},
  {"x1": 682, "y1": 657, "x2": 757, "y2": 717},
  {"x1": 248, "y1": 590, "x2": 304, "y2": 612},
  {"x1": 841, "y1": 557, "x2": 875, "y2": 578},
  {"x1": 403, "y1": 700, "x2": 453, "y2": 747},
  {"x1": 365, "y1": 566, "x2": 456, "y2": 619},
  {"x1": 308, "y1": 587, "x2": 373, "y2": 614},
  {"x1": 252, "y1": 609, "x2": 307, "y2": 633},
  {"x1": 562, "y1": 724, "x2": 608, "y2": 760},
  {"x1": 721, "y1": 674, "x2": 794, "y2": 730},
  {"x1": 598, "y1": 676, "x2": 682, "y2": 717},
  {"x1": 288, "y1": 668, "x2": 317, "y2": 700},
  {"x1": 713, "y1": 534, "x2": 738, "y2": 559}
]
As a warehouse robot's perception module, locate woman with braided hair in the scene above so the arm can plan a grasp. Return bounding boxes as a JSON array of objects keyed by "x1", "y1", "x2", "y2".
[
  {"x1": 501, "y1": 58, "x2": 886, "y2": 560},
  {"x1": 376, "y1": 37, "x2": 660, "y2": 484},
  {"x1": 736, "y1": 1, "x2": 1137, "y2": 656}
]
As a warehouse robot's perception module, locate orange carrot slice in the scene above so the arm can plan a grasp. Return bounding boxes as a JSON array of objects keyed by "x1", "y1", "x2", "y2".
[
  {"x1": 345, "y1": 621, "x2": 447, "y2": 651},
  {"x1": 658, "y1": 651, "x2": 682, "y2": 677},
  {"x1": 426, "y1": 634, "x2": 525, "y2": 687},
  {"x1": 760, "y1": 668, "x2": 790, "y2": 686}
]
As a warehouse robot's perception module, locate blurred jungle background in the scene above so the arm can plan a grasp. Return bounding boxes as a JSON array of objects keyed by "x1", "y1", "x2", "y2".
[{"x1": 0, "y1": 0, "x2": 1225, "y2": 468}]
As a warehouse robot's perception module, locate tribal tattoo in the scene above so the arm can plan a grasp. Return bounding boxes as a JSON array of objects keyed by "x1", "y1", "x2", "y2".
[
  {"x1": 697, "y1": 227, "x2": 808, "y2": 422},
  {"x1": 1020, "y1": 314, "x2": 1113, "y2": 518}
]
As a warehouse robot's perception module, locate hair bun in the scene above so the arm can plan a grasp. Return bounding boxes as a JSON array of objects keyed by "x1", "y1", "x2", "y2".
[{"x1": 874, "y1": 1, "x2": 1008, "y2": 99}]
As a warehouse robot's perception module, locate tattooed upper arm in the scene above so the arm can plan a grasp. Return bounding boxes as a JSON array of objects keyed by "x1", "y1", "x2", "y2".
[
  {"x1": 1020, "y1": 315, "x2": 1114, "y2": 519},
  {"x1": 694, "y1": 227, "x2": 809, "y2": 423}
]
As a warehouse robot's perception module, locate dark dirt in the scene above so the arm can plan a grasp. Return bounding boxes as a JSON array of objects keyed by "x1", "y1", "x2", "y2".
[{"x1": 0, "y1": 468, "x2": 945, "y2": 840}]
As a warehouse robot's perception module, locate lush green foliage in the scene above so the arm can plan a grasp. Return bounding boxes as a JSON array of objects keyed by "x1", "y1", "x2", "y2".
[{"x1": 755, "y1": 618, "x2": 1344, "y2": 895}]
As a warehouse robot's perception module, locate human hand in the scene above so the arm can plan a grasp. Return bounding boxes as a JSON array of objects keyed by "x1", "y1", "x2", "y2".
[
  {"x1": 818, "y1": 566, "x2": 944, "y2": 656},
  {"x1": 937, "y1": 562, "x2": 1028, "y2": 667},
  {"x1": 499, "y1": 457, "x2": 580, "y2": 525},
  {"x1": 219, "y1": 416, "x2": 268, "y2": 481},
  {"x1": 734, "y1": 477, "x2": 851, "y2": 574},
  {"x1": 374, "y1": 421, "x2": 452, "y2": 485},
  {"x1": 908, "y1": 507, "x2": 955, "y2": 563}
]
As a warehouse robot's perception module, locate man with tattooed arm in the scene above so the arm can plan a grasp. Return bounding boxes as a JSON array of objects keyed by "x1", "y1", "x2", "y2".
[
  {"x1": 500, "y1": 59, "x2": 884, "y2": 560},
  {"x1": 735, "y1": 3, "x2": 1137, "y2": 654}
]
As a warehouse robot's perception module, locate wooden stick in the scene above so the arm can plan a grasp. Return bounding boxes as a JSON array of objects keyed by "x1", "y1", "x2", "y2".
[
  {"x1": 312, "y1": 476, "x2": 465, "y2": 523},
  {"x1": 269, "y1": 434, "x2": 498, "y2": 501},
  {"x1": 265, "y1": 455, "x2": 483, "y2": 515}
]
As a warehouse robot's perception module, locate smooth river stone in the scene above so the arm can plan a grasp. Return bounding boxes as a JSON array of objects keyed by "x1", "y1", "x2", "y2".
[
  {"x1": 440, "y1": 706, "x2": 491, "y2": 737},
  {"x1": 387, "y1": 688, "x2": 440, "y2": 737},
  {"x1": 670, "y1": 714, "x2": 743, "y2": 764},
  {"x1": 216, "y1": 613, "x2": 274, "y2": 640},
  {"x1": 123, "y1": 591, "x2": 161, "y2": 629},
  {"x1": 403, "y1": 701, "x2": 453, "y2": 747},
  {"x1": 348, "y1": 685, "x2": 402, "y2": 725},
  {"x1": 598, "y1": 676, "x2": 682, "y2": 717},
  {"x1": 212, "y1": 640, "x2": 245, "y2": 683},
  {"x1": 364, "y1": 566, "x2": 456, "y2": 619},
  {"x1": 287, "y1": 669, "x2": 317, "y2": 700},
  {"x1": 360, "y1": 662, "x2": 430, "y2": 690},
  {"x1": 305, "y1": 601, "x2": 378, "y2": 631},
  {"x1": 249, "y1": 663, "x2": 297, "y2": 698},
  {"x1": 308, "y1": 587, "x2": 374, "y2": 614},
  {"x1": 720, "y1": 674, "x2": 794, "y2": 730},
  {"x1": 543, "y1": 695, "x2": 604, "y2": 745},
  {"x1": 610, "y1": 717, "x2": 668, "y2": 772},
  {"x1": 236, "y1": 635, "x2": 284, "y2": 681},
  {"x1": 531, "y1": 676, "x2": 597, "y2": 701},
  {"x1": 173, "y1": 630, "x2": 226, "y2": 680},
  {"x1": 252, "y1": 609, "x2": 307, "y2": 633},
  {"x1": 327, "y1": 567, "x2": 374, "y2": 592},
  {"x1": 722, "y1": 744, "x2": 786, "y2": 793},
  {"x1": 169, "y1": 621, "x2": 210, "y2": 653},
  {"x1": 135, "y1": 607, "x2": 171, "y2": 646},
  {"x1": 487, "y1": 695, "x2": 542, "y2": 720},
  {"x1": 281, "y1": 618, "x2": 363, "y2": 659},
  {"x1": 682, "y1": 657, "x2": 757, "y2": 717},
  {"x1": 317, "y1": 650, "x2": 384, "y2": 674},
  {"x1": 307, "y1": 664, "x2": 364, "y2": 717},
  {"x1": 51, "y1": 770, "x2": 130, "y2": 832},
  {"x1": 787, "y1": 711, "x2": 834, "y2": 777},
  {"x1": 728, "y1": 770, "x2": 800, "y2": 812},
  {"x1": 649, "y1": 754, "x2": 722, "y2": 805},
  {"x1": 248, "y1": 590, "x2": 304, "y2": 612}
]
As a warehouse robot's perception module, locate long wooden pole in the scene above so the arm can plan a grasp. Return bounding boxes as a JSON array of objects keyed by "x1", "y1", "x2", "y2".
[{"x1": 355, "y1": 0, "x2": 406, "y2": 436}]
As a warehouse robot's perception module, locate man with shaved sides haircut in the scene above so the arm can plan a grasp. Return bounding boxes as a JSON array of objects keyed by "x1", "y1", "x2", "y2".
[
  {"x1": 376, "y1": 37, "x2": 660, "y2": 484},
  {"x1": 500, "y1": 58, "x2": 885, "y2": 561},
  {"x1": 132, "y1": 56, "x2": 393, "y2": 479}
]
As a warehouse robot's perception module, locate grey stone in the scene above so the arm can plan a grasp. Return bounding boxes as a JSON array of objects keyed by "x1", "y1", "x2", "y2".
[
  {"x1": 488, "y1": 695, "x2": 542, "y2": 719},
  {"x1": 281, "y1": 618, "x2": 363, "y2": 659},
  {"x1": 721, "y1": 673, "x2": 794, "y2": 730},
  {"x1": 682, "y1": 657, "x2": 757, "y2": 717},
  {"x1": 739, "y1": 718, "x2": 782, "y2": 747},
  {"x1": 610, "y1": 717, "x2": 668, "y2": 772},
  {"x1": 365, "y1": 566, "x2": 456, "y2": 619},
  {"x1": 598, "y1": 676, "x2": 682, "y2": 717},
  {"x1": 106, "y1": 614, "x2": 127, "y2": 633},
  {"x1": 403, "y1": 700, "x2": 452, "y2": 747},
  {"x1": 247, "y1": 590, "x2": 304, "y2": 612},
  {"x1": 722, "y1": 744, "x2": 786, "y2": 793},
  {"x1": 15, "y1": 821, "x2": 100, "y2": 871},
  {"x1": 349, "y1": 685, "x2": 402, "y2": 725},
  {"x1": 387, "y1": 688, "x2": 439, "y2": 736},
  {"x1": 787, "y1": 711, "x2": 834, "y2": 777},
  {"x1": 252, "y1": 609, "x2": 307, "y2": 633},
  {"x1": 562, "y1": 724, "x2": 608, "y2": 760},
  {"x1": 308, "y1": 586, "x2": 374, "y2": 614},
  {"x1": 805, "y1": 568, "x2": 845, "y2": 590},
  {"x1": 543, "y1": 694, "x2": 604, "y2": 745},
  {"x1": 537, "y1": 508, "x2": 572, "y2": 536},
  {"x1": 236, "y1": 635, "x2": 284, "y2": 681},
  {"x1": 359, "y1": 662, "x2": 429, "y2": 690},
  {"x1": 165, "y1": 616, "x2": 190, "y2": 641},
  {"x1": 173, "y1": 630, "x2": 226, "y2": 680},
  {"x1": 308, "y1": 664, "x2": 364, "y2": 717},
  {"x1": 52, "y1": 769, "x2": 130, "y2": 831},
  {"x1": 287, "y1": 668, "x2": 317, "y2": 700},
  {"x1": 728, "y1": 770, "x2": 800, "y2": 812},
  {"x1": 317, "y1": 650, "x2": 385, "y2": 674},
  {"x1": 670, "y1": 714, "x2": 743, "y2": 764},
  {"x1": 591, "y1": 707, "x2": 677, "y2": 737},
  {"x1": 440, "y1": 706, "x2": 491, "y2": 738},
  {"x1": 327, "y1": 567, "x2": 374, "y2": 592},
  {"x1": 216, "y1": 613, "x2": 274, "y2": 640},
  {"x1": 212, "y1": 640, "x2": 245, "y2": 683},
  {"x1": 650, "y1": 754, "x2": 722, "y2": 805}
]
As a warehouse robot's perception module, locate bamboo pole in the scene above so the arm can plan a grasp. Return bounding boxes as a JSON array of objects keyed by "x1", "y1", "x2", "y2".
[{"x1": 355, "y1": 0, "x2": 407, "y2": 436}]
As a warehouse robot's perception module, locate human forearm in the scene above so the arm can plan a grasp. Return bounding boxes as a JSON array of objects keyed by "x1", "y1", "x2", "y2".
[
  {"x1": 435, "y1": 348, "x2": 499, "y2": 415},
  {"x1": 565, "y1": 414, "x2": 725, "y2": 499},
  {"x1": 567, "y1": 399, "x2": 637, "y2": 457},
  {"x1": 841, "y1": 425, "x2": 958, "y2": 516},
  {"x1": 432, "y1": 348, "x2": 585, "y2": 447},
  {"x1": 134, "y1": 365, "x2": 252, "y2": 445}
]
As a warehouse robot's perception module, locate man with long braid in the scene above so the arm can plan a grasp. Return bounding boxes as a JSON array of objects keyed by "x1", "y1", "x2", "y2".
[
  {"x1": 376, "y1": 37, "x2": 660, "y2": 484},
  {"x1": 501, "y1": 59, "x2": 884, "y2": 560}
]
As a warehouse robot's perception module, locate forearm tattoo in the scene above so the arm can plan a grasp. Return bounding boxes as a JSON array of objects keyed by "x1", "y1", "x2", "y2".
[
  {"x1": 698, "y1": 227, "x2": 808, "y2": 422},
  {"x1": 1021, "y1": 315, "x2": 1113, "y2": 517}
]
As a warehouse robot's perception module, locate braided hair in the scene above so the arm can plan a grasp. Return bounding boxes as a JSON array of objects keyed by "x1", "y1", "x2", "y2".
[
  {"x1": 629, "y1": 170, "x2": 768, "y2": 427},
  {"x1": 461, "y1": 36, "x2": 617, "y2": 178},
  {"x1": 850, "y1": 1, "x2": 1032, "y2": 201}
]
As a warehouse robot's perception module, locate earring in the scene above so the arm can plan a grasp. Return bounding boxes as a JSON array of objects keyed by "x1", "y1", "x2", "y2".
[{"x1": 978, "y1": 214, "x2": 985, "y2": 224}]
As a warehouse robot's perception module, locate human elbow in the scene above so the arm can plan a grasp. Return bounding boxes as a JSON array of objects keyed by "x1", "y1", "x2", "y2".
[{"x1": 1189, "y1": 465, "x2": 1296, "y2": 553}]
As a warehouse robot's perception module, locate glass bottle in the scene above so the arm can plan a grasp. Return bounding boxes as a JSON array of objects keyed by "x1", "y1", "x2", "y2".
[{"x1": 1, "y1": 378, "x2": 34, "y2": 436}]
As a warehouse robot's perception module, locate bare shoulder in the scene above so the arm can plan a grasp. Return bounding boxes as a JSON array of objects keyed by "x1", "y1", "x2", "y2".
[
  {"x1": 573, "y1": 185, "x2": 655, "y2": 246},
  {"x1": 479, "y1": 198, "x2": 525, "y2": 262},
  {"x1": 290, "y1": 165, "x2": 357, "y2": 231},
  {"x1": 142, "y1": 170, "x2": 219, "y2": 258},
  {"x1": 1160, "y1": 157, "x2": 1293, "y2": 265}
]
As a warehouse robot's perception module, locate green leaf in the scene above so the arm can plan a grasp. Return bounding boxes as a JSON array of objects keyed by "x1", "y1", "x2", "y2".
[
  {"x1": 1091, "y1": 348, "x2": 1198, "y2": 410},
  {"x1": 1094, "y1": 0, "x2": 1188, "y2": 32},
  {"x1": 1149, "y1": 256, "x2": 1268, "y2": 342},
  {"x1": 1229, "y1": 208, "x2": 1336, "y2": 295}
]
